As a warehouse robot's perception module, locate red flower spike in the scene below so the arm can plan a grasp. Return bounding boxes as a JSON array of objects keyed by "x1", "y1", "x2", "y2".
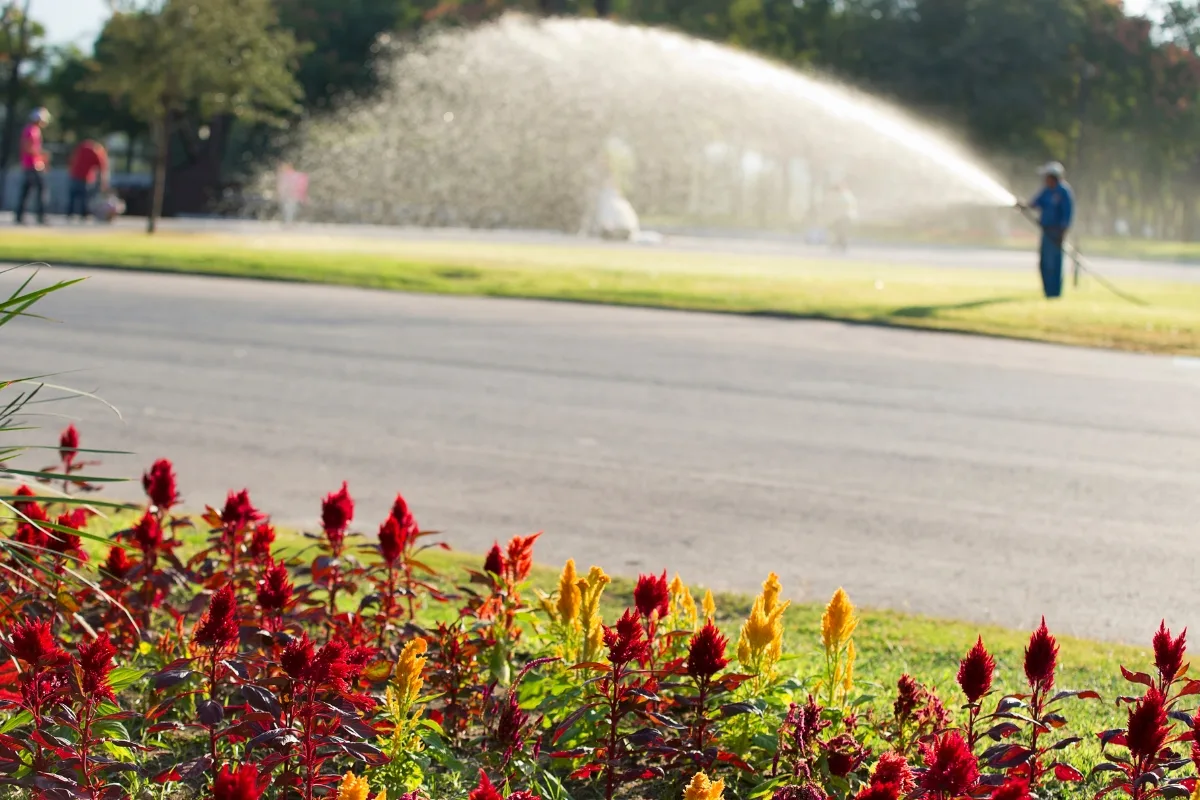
[
  {"x1": 306, "y1": 639, "x2": 355, "y2": 690},
  {"x1": 687, "y1": 621, "x2": 729, "y2": 680},
  {"x1": 59, "y1": 424, "x2": 79, "y2": 466},
  {"x1": 131, "y1": 511, "x2": 165, "y2": 555},
  {"x1": 48, "y1": 513, "x2": 86, "y2": 558},
  {"x1": 633, "y1": 571, "x2": 670, "y2": 621},
  {"x1": 320, "y1": 481, "x2": 354, "y2": 546},
  {"x1": 12, "y1": 484, "x2": 38, "y2": 513},
  {"x1": 957, "y1": 636, "x2": 996, "y2": 703},
  {"x1": 391, "y1": 492, "x2": 419, "y2": 537},
  {"x1": 193, "y1": 585, "x2": 240, "y2": 652},
  {"x1": 468, "y1": 770, "x2": 504, "y2": 800},
  {"x1": 919, "y1": 731, "x2": 979, "y2": 797},
  {"x1": 212, "y1": 763, "x2": 269, "y2": 800},
  {"x1": 990, "y1": 778, "x2": 1031, "y2": 800},
  {"x1": 8, "y1": 619, "x2": 69, "y2": 667},
  {"x1": 102, "y1": 547, "x2": 133, "y2": 582},
  {"x1": 142, "y1": 458, "x2": 179, "y2": 511},
  {"x1": 503, "y1": 533, "x2": 540, "y2": 584},
  {"x1": 378, "y1": 515, "x2": 404, "y2": 566},
  {"x1": 872, "y1": 752, "x2": 914, "y2": 793},
  {"x1": 1023, "y1": 617, "x2": 1058, "y2": 692},
  {"x1": 483, "y1": 542, "x2": 504, "y2": 576},
  {"x1": 1153, "y1": 621, "x2": 1187, "y2": 684},
  {"x1": 221, "y1": 489, "x2": 262, "y2": 532},
  {"x1": 1126, "y1": 686, "x2": 1170, "y2": 762},
  {"x1": 854, "y1": 784, "x2": 900, "y2": 800},
  {"x1": 281, "y1": 633, "x2": 314, "y2": 680},
  {"x1": 603, "y1": 608, "x2": 650, "y2": 667},
  {"x1": 76, "y1": 632, "x2": 117, "y2": 702},
  {"x1": 248, "y1": 522, "x2": 276, "y2": 561},
  {"x1": 894, "y1": 673, "x2": 921, "y2": 719},
  {"x1": 256, "y1": 560, "x2": 294, "y2": 613}
]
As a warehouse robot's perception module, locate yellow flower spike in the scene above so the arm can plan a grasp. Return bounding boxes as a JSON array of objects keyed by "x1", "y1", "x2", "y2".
[
  {"x1": 702, "y1": 589, "x2": 716, "y2": 621},
  {"x1": 683, "y1": 771, "x2": 725, "y2": 800},
  {"x1": 393, "y1": 637, "x2": 427, "y2": 709},
  {"x1": 336, "y1": 772, "x2": 370, "y2": 800},
  {"x1": 821, "y1": 587, "x2": 858, "y2": 652},
  {"x1": 535, "y1": 590, "x2": 559, "y2": 623},
  {"x1": 761, "y1": 572, "x2": 782, "y2": 615},
  {"x1": 556, "y1": 559, "x2": 582, "y2": 628},
  {"x1": 669, "y1": 573, "x2": 686, "y2": 601},
  {"x1": 376, "y1": 792, "x2": 386, "y2": 800},
  {"x1": 578, "y1": 566, "x2": 611, "y2": 663},
  {"x1": 681, "y1": 588, "x2": 698, "y2": 630}
]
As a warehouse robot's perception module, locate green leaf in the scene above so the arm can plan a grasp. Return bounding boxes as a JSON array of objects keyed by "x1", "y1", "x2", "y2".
[
  {"x1": 107, "y1": 667, "x2": 149, "y2": 693},
  {"x1": 0, "y1": 709, "x2": 33, "y2": 734}
]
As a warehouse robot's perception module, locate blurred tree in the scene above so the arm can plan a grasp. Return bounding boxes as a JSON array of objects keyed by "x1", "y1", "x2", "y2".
[
  {"x1": 0, "y1": 0, "x2": 45, "y2": 207},
  {"x1": 43, "y1": 46, "x2": 146, "y2": 170},
  {"x1": 87, "y1": 0, "x2": 303, "y2": 233}
]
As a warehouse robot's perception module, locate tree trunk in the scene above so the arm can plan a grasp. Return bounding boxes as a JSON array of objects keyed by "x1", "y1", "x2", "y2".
[
  {"x1": 149, "y1": 114, "x2": 169, "y2": 234},
  {"x1": 125, "y1": 128, "x2": 137, "y2": 174},
  {"x1": 595, "y1": 0, "x2": 610, "y2": 16}
]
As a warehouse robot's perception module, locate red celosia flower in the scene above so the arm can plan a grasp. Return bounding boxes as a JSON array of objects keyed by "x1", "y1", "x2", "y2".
[
  {"x1": 1153, "y1": 620, "x2": 1187, "y2": 684},
  {"x1": 59, "y1": 424, "x2": 80, "y2": 467},
  {"x1": 854, "y1": 783, "x2": 900, "y2": 800},
  {"x1": 47, "y1": 513, "x2": 86, "y2": 558},
  {"x1": 7, "y1": 619, "x2": 69, "y2": 667},
  {"x1": 483, "y1": 542, "x2": 504, "y2": 576},
  {"x1": 1126, "y1": 686, "x2": 1169, "y2": 762},
  {"x1": 919, "y1": 731, "x2": 979, "y2": 797},
  {"x1": 824, "y1": 732, "x2": 868, "y2": 777},
  {"x1": 193, "y1": 585, "x2": 240, "y2": 652},
  {"x1": 256, "y1": 560, "x2": 294, "y2": 613},
  {"x1": 212, "y1": 763, "x2": 268, "y2": 800},
  {"x1": 281, "y1": 633, "x2": 314, "y2": 681},
  {"x1": 102, "y1": 546, "x2": 133, "y2": 582},
  {"x1": 222, "y1": 489, "x2": 262, "y2": 532},
  {"x1": 957, "y1": 636, "x2": 996, "y2": 704},
  {"x1": 603, "y1": 609, "x2": 650, "y2": 667},
  {"x1": 320, "y1": 481, "x2": 354, "y2": 547},
  {"x1": 872, "y1": 752, "x2": 915, "y2": 793},
  {"x1": 249, "y1": 522, "x2": 276, "y2": 561},
  {"x1": 142, "y1": 458, "x2": 179, "y2": 511},
  {"x1": 633, "y1": 571, "x2": 670, "y2": 621},
  {"x1": 391, "y1": 492, "x2": 419, "y2": 537},
  {"x1": 12, "y1": 484, "x2": 38, "y2": 513},
  {"x1": 1023, "y1": 617, "x2": 1058, "y2": 692},
  {"x1": 378, "y1": 515, "x2": 404, "y2": 566},
  {"x1": 990, "y1": 778, "x2": 1031, "y2": 800},
  {"x1": 686, "y1": 621, "x2": 729, "y2": 680},
  {"x1": 306, "y1": 638, "x2": 355, "y2": 690},
  {"x1": 469, "y1": 770, "x2": 504, "y2": 800},
  {"x1": 76, "y1": 632, "x2": 117, "y2": 702},
  {"x1": 131, "y1": 511, "x2": 165, "y2": 555},
  {"x1": 507, "y1": 794, "x2": 539, "y2": 800},
  {"x1": 894, "y1": 673, "x2": 922, "y2": 720},
  {"x1": 775, "y1": 786, "x2": 828, "y2": 800},
  {"x1": 503, "y1": 533, "x2": 540, "y2": 584}
]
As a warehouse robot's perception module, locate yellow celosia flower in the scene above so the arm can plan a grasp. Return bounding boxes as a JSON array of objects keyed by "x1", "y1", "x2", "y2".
[
  {"x1": 683, "y1": 771, "x2": 725, "y2": 800},
  {"x1": 557, "y1": 559, "x2": 582, "y2": 627},
  {"x1": 336, "y1": 772, "x2": 370, "y2": 800},
  {"x1": 842, "y1": 640, "x2": 856, "y2": 694},
  {"x1": 578, "y1": 565, "x2": 611, "y2": 663},
  {"x1": 681, "y1": 588, "x2": 698, "y2": 630},
  {"x1": 821, "y1": 587, "x2": 858, "y2": 652},
  {"x1": 761, "y1": 572, "x2": 782, "y2": 615},
  {"x1": 702, "y1": 589, "x2": 716, "y2": 621},
  {"x1": 393, "y1": 637, "x2": 427, "y2": 709},
  {"x1": 669, "y1": 573, "x2": 686, "y2": 601}
]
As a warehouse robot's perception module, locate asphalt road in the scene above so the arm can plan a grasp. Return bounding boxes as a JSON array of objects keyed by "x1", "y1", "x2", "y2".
[{"x1": 7, "y1": 265, "x2": 1200, "y2": 642}]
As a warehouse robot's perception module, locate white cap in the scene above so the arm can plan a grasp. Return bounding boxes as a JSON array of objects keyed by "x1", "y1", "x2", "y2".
[
  {"x1": 29, "y1": 107, "x2": 50, "y2": 124},
  {"x1": 1038, "y1": 161, "x2": 1065, "y2": 179}
]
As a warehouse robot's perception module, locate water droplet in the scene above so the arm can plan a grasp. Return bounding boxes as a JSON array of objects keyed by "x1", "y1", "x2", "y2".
[{"x1": 443, "y1": 112, "x2": 454, "y2": 123}]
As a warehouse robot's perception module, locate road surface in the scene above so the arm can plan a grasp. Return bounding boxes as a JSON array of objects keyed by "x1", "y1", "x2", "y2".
[{"x1": 7, "y1": 265, "x2": 1199, "y2": 642}]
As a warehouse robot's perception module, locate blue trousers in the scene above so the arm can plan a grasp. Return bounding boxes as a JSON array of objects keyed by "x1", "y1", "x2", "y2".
[
  {"x1": 67, "y1": 178, "x2": 93, "y2": 219},
  {"x1": 1039, "y1": 230, "x2": 1064, "y2": 299}
]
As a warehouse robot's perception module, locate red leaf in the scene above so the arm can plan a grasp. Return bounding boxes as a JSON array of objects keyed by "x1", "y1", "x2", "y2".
[
  {"x1": 1054, "y1": 763, "x2": 1085, "y2": 782},
  {"x1": 569, "y1": 763, "x2": 605, "y2": 780},
  {"x1": 716, "y1": 751, "x2": 756, "y2": 772},
  {"x1": 1178, "y1": 680, "x2": 1200, "y2": 698},
  {"x1": 1121, "y1": 667, "x2": 1154, "y2": 688}
]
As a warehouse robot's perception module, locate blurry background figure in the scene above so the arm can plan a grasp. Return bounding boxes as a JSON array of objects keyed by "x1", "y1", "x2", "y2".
[
  {"x1": 67, "y1": 139, "x2": 110, "y2": 222},
  {"x1": 15, "y1": 107, "x2": 51, "y2": 225},
  {"x1": 829, "y1": 182, "x2": 858, "y2": 252},
  {"x1": 579, "y1": 137, "x2": 640, "y2": 240},
  {"x1": 93, "y1": 192, "x2": 126, "y2": 223},
  {"x1": 276, "y1": 163, "x2": 309, "y2": 224}
]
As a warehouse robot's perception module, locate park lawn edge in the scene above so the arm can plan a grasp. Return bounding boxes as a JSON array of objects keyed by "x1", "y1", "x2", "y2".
[{"x1": 3, "y1": 233, "x2": 1200, "y2": 356}]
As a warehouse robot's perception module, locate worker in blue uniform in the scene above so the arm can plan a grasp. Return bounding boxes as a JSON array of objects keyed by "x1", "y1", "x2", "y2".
[{"x1": 1019, "y1": 162, "x2": 1074, "y2": 299}]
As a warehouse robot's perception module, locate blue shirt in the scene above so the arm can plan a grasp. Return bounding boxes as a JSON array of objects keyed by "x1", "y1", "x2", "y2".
[{"x1": 1030, "y1": 183, "x2": 1074, "y2": 229}]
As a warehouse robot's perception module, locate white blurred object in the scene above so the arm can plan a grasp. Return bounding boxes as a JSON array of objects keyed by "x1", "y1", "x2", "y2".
[
  {"x1": 91, "y1": 192, "x2": 125, "y2": 223},
  {"x1": 582, "y1": 181, "x2": 640, "y2": 240}
]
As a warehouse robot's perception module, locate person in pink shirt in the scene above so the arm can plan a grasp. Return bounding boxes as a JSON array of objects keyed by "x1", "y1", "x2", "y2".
[
  {"x1": 14, "y1": 107, "x2": 51, "y2": 225},
  {"x1": 276, "y1": 162, "x2": 308, "y2": 225}
]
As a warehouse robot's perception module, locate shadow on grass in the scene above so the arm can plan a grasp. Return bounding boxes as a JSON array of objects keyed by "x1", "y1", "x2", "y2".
[{"x1": 888, "y1": 295, "x2": 1025, "y2": 319}]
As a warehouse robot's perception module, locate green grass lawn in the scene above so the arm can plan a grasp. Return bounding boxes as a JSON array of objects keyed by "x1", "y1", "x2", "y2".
[{"x1": 6, "y1": 229, "x2": 1200, "y2": 355}]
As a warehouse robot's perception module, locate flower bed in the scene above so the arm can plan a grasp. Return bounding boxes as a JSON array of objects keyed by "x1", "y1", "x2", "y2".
[{"x1": 0, "y1": 425, "x2": 1194, "y2": 800}]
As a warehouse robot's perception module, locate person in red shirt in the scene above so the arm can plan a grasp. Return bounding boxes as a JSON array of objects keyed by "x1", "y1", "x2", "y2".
[
  {"x1": 67, "y1": 138, "x2": 110, "y2": 222},
  {"x1": 14, "y1": 107, "x2": 50, "y2": 225}
]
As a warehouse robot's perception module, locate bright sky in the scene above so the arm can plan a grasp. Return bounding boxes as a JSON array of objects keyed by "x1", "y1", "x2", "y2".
[{"x1": 37, "y1": 0, "x2": 1162, "y2": 46}]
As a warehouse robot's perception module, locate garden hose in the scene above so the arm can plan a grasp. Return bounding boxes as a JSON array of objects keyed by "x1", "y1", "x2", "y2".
[{"x1": 1015, "y1": 205, "x2": 1148, "y2": 307}]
